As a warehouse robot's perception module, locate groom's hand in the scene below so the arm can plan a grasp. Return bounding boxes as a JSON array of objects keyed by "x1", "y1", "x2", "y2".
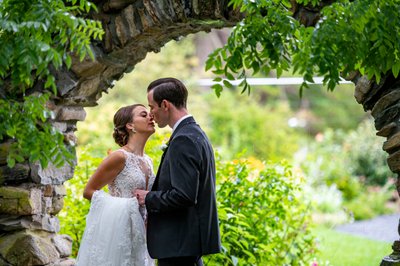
[{"x1": 134, "y1": 189, "x2": 148, "y2": 206}]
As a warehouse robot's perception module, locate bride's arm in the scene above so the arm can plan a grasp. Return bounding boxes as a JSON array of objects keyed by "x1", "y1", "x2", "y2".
[{"x1": 83, "y1": 151, "x2": 125, "y2": 200}]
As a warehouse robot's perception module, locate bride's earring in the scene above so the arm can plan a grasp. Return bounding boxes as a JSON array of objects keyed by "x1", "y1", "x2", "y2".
[{"x1": 131, "y1": 128, "x2": 136, "y2": 134}]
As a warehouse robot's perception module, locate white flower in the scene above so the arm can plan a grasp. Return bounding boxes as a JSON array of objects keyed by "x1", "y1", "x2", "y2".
[{"x1": 160, "y1": 143, "x2": 169, "y2": 152}]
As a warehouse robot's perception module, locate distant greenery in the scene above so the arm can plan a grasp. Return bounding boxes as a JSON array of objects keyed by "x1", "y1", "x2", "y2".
[
  {"x1": 313, "y1": 226, "x2": 391, "y2": 266},
  {"x1": 296, "y1": 120, "x2": 396, "y2": 221},
  {"x1": 206, "y1": 89, "x2": 302, "y2": 161},
  {"x1": 345, "y1": 120, "x2": 394, "y2": 185},
  {"x1": 285, "y1": 83, "x2": 366, "y2": 134}
]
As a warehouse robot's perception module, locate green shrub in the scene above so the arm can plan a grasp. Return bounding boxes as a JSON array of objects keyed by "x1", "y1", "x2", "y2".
[
  {"x1": 343, "y1": 182, "x2": 396, "y2": 220},
  {"x1": 205, "y1": 157, "x2": 316, "y2": 266},
  {"x1": 58, "y1": 147, "x2": 103, "y2": 257},
  {"x1": 295, "y1": 129, "x2": 362, "y2": 201},
  {"x1": 345, "y1": 119, "x2": 394, "y2": 185},
  {"x1": 207, "y1": 90, "x2": 302, "y2": 162}
]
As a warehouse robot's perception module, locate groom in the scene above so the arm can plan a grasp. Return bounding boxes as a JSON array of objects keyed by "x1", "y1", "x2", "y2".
[{"x1": 135, "y1": 77, "x2": 221, "y2": 266}]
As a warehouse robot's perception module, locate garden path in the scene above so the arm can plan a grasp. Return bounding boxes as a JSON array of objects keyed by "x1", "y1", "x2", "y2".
[{"x1": 335, "y1": 214, "x2": 400, "y2": 243}]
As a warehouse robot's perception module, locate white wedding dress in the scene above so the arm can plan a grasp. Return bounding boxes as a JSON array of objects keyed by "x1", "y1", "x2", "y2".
[{"x1": 76, "y1": 149, "x2": 156, "y2": 266}]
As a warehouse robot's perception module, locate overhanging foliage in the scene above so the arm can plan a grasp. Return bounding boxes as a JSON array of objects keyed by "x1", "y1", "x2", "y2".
[
  {"x1": 206, "y1": 0, "x2": 400, "y2": 96},
  {"x1": 0, "y1": 0, "x2": 103, "y2": 168}
]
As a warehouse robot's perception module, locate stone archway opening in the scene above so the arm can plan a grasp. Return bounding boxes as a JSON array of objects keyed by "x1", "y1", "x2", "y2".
[{"x1": 1, "y1": 1, "x2": 400, "y2": 265}]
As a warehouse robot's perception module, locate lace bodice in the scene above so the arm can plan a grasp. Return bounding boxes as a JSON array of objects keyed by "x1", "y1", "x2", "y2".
[
  {"x1": 108, "y1": 149, "x2": 155, "y2": 198},
  {"x1": 76, "y1": 149, "x2": 156, "y2": 266}
]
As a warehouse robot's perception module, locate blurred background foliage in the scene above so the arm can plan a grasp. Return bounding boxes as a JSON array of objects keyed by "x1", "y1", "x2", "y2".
[{"x1": 60, "y1": 30, "x2": 396, "y2": 265}]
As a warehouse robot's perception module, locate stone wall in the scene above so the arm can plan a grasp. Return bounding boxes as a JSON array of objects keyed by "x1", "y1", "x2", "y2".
[
  {"x1": 352, "y1": 73, "x2": 400, "y2": 265},
  {"x1": 0, "y1": 105, "x2": 84, "y2": 265}
]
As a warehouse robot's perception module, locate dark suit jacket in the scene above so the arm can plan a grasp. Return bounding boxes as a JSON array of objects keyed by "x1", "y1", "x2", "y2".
[{"x1": 145, "y1": 116, "x2": 221, "y2": 259}]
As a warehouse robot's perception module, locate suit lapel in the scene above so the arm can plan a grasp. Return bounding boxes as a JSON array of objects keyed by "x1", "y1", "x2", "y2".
[{"x1": 152, "y1": 117, "x2": 196, "y2": 190}]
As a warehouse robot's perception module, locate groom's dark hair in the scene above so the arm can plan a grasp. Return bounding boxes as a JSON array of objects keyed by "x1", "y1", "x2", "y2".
[{"x1": 147, "y1": 77, "x2": 188, "y2": 109}]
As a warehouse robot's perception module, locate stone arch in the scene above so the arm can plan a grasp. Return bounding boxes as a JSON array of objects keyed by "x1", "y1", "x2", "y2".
[
  {"x1": 1, "y1": 1, "x2": 400, "y2": 265},
  {"x1": 0, "y1": 1, "x2": 241, "y2": 265}
]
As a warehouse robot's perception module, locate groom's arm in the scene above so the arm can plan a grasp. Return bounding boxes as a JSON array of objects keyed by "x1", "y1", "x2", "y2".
[{"x1": 145, "y1": 135, "x2": 201, "y2": 213}]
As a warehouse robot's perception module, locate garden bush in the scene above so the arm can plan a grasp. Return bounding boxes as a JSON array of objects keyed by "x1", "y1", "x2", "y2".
[
  {"x1": 343, "y1": 182, "x2": 396, "y2": 220},
  {"x1": 58, "y1": 147, "x2": 103, "y2": 257},
  {"x1": 205, "y1": 156, "x2": 316, "y2": 266},
  {"x1": 344, "y1": 119, "x2": 394, "y2": 185},
  {"x1": 294, "y1": 129, "x2": 362, "y2": 202}
]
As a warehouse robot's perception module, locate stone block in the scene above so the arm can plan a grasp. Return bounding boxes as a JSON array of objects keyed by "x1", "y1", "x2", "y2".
[
  {"x1": 387, "y1": 150, "x2": 400, "y2": 173},
  {"x1": 56, "y1": 70, "x2": 78, "y2": 96},
  {"x1": 0, "y1": 231, "x2": 59, "y2": 265},
  {"x1": 0, "y1": 163, "x2": 30, "y2": 186},
  {"x1": 40, "y1": 214, "x2": 61, "y2": 233},
  {"x1": 53, "y1": 185, "x2": 67, "y2": 197},
  {"x1": 372, "y1": 90, "x2": 400, "y2": 118},
  {"x1": 0, "y1": 186, "x2": 29, "y2": 199},
  {"x1": 384, "y1": 131, "x2": 400, "y2": 152},
  {"x1": 51, "y1": 196, "x2": 64, "y2": 215},
  {"x1": 44, "y1": 196, "x2": 53, "y2": 213},
  {"x1": 375, "y1": 104, "x2": 400, "y2": 130},
  {"x1": 377, "y1": 122, "x2": 397, "y2": 137},
  {"x1": 56, "y1": 106, "x2": 86, "y2": 122},
  {"x1": 123, "y1": 5, "x2": 141, "y2": 39},
  {"x1": 70, "y1": 51, "x2": 106, "y2": 78},
  {"x1": 354, "y1": 76, "x2": 372, "y2": 104},
  {"x1": 73, "y1": 76, "x2": 101, "y2": 99},
  {"x1": 0, "y1": 216, "x2": 34, "y2": 232},
  {"x1": 0, "y1": 214, "x2": 60, "y2": 233},
  {"x1": 0, "y1": 198, "x2": 18, "y2": 214},
  {"x1": 51, "y1": 258, "x2": 76, "y2": 266},
  {"x1": 52, "y1": 122, "x2": 68, "y2": 133},
  {"x1": 52, "y1": 234, "x2": 73, "y2": 258},
  {"x1": 43, "y1": 184, "x2": 53, "y2": 197},
  {"x1": 31, "y1": 161, "x2": 75, "y2": 185},
  {"x1": 0, "y1": 186, "x2": 42, "y2": 215},
  {"x1": 63, "y1": 132, "x2": 78, "y2": 146},
  {"x1": 19, "y1": 187, "x2": 42, "y2": 215}
]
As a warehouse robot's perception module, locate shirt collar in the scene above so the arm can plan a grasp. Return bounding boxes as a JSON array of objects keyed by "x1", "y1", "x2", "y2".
[{"x1": 172, "y1": 114, "x2": 192, "y2": 132}]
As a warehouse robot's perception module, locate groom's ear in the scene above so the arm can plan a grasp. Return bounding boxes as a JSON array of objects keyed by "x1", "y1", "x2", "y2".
[{"x1": 161, "y1": 100, "x2": 170, "y2": 110}]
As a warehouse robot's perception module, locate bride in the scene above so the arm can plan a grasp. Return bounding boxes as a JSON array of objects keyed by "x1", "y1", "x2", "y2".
[{"x1": 76, "y1": 104, "x2": 156, "y2": 266}]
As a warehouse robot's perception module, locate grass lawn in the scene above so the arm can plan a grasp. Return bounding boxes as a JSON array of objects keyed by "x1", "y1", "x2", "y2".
[{"x1": 313, "y1": 226, "x2": 392, "y2": 266}]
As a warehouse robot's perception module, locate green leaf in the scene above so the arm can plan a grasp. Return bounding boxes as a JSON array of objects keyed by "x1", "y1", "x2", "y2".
[
  {"x1": 44, "y1": 75, "x2": 55, "y2": 89},
  {"x1": 65, "y1": 55, "x2": 72, "y2": 69},
  {"x1": 223, "y1": 80, "x2": 234, "y2": 89},
  {"x1": 392, "y1": 61, "x2": 400, "y2": 78},
  {"x1": 7, "y1": 157, "x2": 15, "y2": 168},
  {"x1": 212, "y1": 83, "x2": 224, "y2": 97}
]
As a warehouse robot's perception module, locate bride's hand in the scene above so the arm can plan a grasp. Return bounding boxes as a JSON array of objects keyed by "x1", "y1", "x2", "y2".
[{"x1": 134, "y1": 189, "x2": 148, "y2": 206}]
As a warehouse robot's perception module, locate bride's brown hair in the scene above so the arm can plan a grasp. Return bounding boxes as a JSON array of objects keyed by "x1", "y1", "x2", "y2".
[{"x1": 112, "y1": 104, "x2": 145, "y2": 146}]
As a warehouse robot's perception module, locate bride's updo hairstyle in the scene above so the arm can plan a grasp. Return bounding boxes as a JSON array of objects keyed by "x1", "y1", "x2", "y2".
[{"x1": 112, "y1": 104, "x2": 145, "y2": 147}]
